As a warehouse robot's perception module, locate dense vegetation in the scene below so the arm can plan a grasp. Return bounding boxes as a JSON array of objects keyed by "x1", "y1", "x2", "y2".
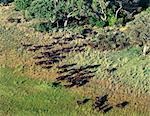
[
  {"x1": 14, "y1": 0, "x2": 32, "y2": 10},
  {"x1": 22, "y1": 0, "x2": 111, "y2": 28},
  {"x1": 13, "y1": 0, "x2": 119, "y2": 28},
  {"x1": 10, "y1": 0, "x2": 148, "y2": 32}
]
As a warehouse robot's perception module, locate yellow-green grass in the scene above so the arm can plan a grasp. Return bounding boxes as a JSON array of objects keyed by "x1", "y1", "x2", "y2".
[
  {"x1": 0, "y1": 67, "x2": 94, "y2": 116},
  {"x1": 0, "y1": 4, "x2": 149, "y2": 94},
  {"x1": 1, "y1": 23, "x2": 149, "y2": 93},
  {"x1": 63, "y1": 46, "x2": 150, "y2": 92},
  {"x1": 1, "y1": 67, "x2": 149, "y2": 116}
]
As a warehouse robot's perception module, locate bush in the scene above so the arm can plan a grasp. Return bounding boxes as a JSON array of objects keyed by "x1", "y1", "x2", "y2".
[
  {"x1": 26, "y1": 0, "x2": 108, "y2": 28},
  {"x1": 89, "y1": 17, "x2": 106, "y2": 27},
  {"x1": 106, "y1": 9, "x2": 117, "y2": 26},
  {"x1": 14, "y1": 0, "x2": 33, "y2": 10},
  {"x1": 27, "y1": 0, "x2": 57, "y2": 21},
  {"x1": 33, "y1": 22, "x2": 53, "y2": 32},
  {"x1": 127, "y1": 8, "x2": 150, "y2": 55},
  {"x1": 13, "y1": 0, "x2": 149, "y2": 30}
]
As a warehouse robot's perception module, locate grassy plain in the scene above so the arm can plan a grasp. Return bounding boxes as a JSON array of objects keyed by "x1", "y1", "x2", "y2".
[{"x1": 0, "y1": 4, "x2": 150, "y2": 116}]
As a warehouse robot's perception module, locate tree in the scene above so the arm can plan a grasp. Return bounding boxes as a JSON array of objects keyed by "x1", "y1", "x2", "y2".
[
  {"x1": 14, "y1": 0, "x2": 33, "y2": 10},
  {"x1": 26, "y1": 0, "x2": 108, "y2": 28}
]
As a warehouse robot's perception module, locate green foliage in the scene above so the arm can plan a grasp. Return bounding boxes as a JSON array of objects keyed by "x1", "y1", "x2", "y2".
[
  {"x1": 13, "y1": 0, "x2": 149, "y2": 30},
  {"x1": 108, "y1": 16, "x2": 117, "y2": 26},
  {"x1": 16, "y1": 0, "x2": 128, "y2": 28},
  {"x1": 27, "y1": 0, "x2": 91, "y2": 22},
  {"x1": 89, "y1": 17, "x2": 106, "y2": 27},
  {"x1": 0, "y1": 67, "x2": 99, "y2": 115},
  {"x1": 89, "y1": 8, "x2": 118, "y2": 27},
  {"x1": 145, "y1": 7, "x2": 150, "y2": 13},
  {"x1": 26, "y1": 0, "x2": 108, "y2": 29},
  {"x1": 33, "y1": 22, "x2": 53, "y2": 32},
  {"x1": 107, "y1": 9, "x2": 117, "y2": 26},
  {"x1": 126, "y1": 9, "x2": 150, "y2": 55},
  {"x1": 95, "y1": 20, "x2": 106, "y2": 27},
  {"x1": 27, "y1": 0, "x2": 56, "y2": 21},
  {"x1": 14, "y1": 0, "x2": 33, "y2": 11},
  {"x1": 127, "y1": 9, "x2": 150, "y2": 43}
]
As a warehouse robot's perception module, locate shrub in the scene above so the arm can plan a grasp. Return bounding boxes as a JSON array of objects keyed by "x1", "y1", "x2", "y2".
[
  {"x1": 127, "y1": 8, "x2": 150, "y2": 55},
  {"x1": 26, "y1": 0, "x2": 108, "y2": 28},
  {"x1": 14, "y1": 0, "x2": 33, "y2": 10},
  {"x1": 33, "y1": 22, "x2": 53, "y2": 32},
  {"x1": 107, "y1": 9, "x2": 117, "y2": 26},
  {"x1": 89, "y1": 17, "x2": 106, "y2": 27},
  {"x1": 27, "y1": 0, "x2": 57, "y2": 21}
]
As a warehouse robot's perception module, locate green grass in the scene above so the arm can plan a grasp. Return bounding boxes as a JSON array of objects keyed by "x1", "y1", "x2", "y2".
[
  {"x1": 63, "y1": 46, "x2": 150, "y2": 92},
  {"x1": 0, "y1": 67, "x2": 96, "y2": 116},
  {"x1": 0, "y1": 67, "x2": 149, "y2": 116}
]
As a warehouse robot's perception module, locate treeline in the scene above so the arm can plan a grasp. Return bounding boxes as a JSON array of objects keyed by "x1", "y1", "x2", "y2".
[
  {"x1": 1, "y1": 0, "x2": 149, "y2": 31},
  {"x1": 15, "y1": 0, "x2": 118, "y2": 28}
]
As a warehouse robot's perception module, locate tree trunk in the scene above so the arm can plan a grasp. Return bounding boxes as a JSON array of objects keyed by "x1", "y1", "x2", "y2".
[
  {"x1": 143, "y1": 44, "x2": 149, "y2": 56},
  {"x1": 64, "y1": 19, "x2": 68, "y2": 27}
]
